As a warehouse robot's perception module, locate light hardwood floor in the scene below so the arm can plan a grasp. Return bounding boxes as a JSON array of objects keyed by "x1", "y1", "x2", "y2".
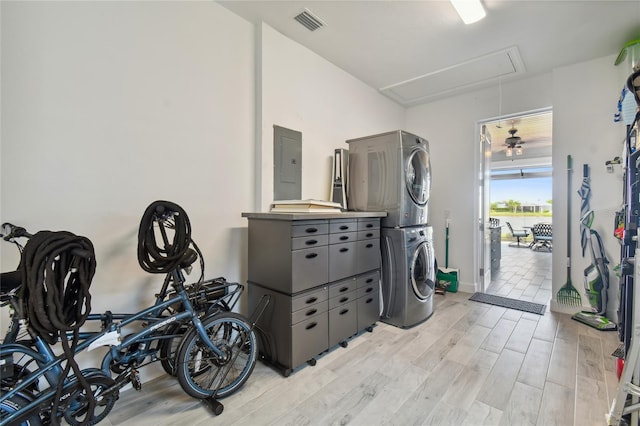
[{"x1": 103, "y1": 271, "x2": 622, "y2": 426}]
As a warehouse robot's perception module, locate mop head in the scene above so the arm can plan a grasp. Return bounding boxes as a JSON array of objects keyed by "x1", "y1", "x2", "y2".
[{"x1": 571, "y1": 311, "x2": 617, "y2": 331}]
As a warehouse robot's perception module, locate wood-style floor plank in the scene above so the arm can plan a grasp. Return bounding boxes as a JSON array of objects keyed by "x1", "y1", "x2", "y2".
[{"x1": 103, "y1": 245, "x2": 621, "y2": 426}]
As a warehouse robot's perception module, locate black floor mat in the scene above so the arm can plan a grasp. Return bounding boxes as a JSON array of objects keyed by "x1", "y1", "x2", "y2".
[{"x1": 469, "y1": 292, "x2": 546, "y2": 315}]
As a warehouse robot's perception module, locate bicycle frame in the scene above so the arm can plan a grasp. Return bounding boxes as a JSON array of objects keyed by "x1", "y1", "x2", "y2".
[{"x1": 0, "y1": 270, "x2": 231, "y2": 424}]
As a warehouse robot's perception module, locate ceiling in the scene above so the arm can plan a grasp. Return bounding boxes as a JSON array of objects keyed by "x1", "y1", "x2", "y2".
[
  {"x1": 218, "y1": 1, "x2": 638, "y2": 168},
  {"x1": 486, "y1": 110, "x2": 553, "y2": 166},
  {"x1": 218, "y1": 0, "x2": 640, "y2": 107}
]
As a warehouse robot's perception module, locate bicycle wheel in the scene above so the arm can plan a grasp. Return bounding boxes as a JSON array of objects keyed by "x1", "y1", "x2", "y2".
[
  {"x1": 62, "y1": 372, "x2": 118, "y2": 426},
  {"x1": 0, "y1": 391, "x2": 42, "y2": 426},
  {"x1": 160, "y1": 302, "x2": 230, "y2": 376},
  {"x1": 176, "y1": 313, "x2": 257, "y2": 399}
]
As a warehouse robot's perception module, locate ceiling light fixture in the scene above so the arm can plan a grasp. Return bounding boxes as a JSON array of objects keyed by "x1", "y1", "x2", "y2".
[{"x1": 450, "y1": 0, "x2": 486, "y2": 25}]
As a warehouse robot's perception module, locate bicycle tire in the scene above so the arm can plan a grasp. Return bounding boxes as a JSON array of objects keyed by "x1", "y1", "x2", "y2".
[
  {"x1": 0, "y1": 391, "x2": 42, "y2": 426},
  {"x1": 62, "y1": 372, "x2": 118, "y2": 426},
  {"x1": 175, "y1": 312, "x2": 257, "y2": 399},
  {"x1": 159, "y1": 301, "x2": 230, "y2": 376}
]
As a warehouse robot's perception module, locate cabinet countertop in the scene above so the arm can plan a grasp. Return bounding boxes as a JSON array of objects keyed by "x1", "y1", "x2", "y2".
[{"x1": 241, "y1": 211, "x2": 387, "y2": 220}]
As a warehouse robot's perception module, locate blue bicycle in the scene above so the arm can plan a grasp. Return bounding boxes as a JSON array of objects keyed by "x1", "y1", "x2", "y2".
[{"x1": 0, "y1": 201, "x2": 264, "y2": 425}]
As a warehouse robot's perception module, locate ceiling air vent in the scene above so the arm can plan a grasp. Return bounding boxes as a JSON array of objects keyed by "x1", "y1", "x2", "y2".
[{"x1": 294, "y1": 9, "x2": 325, "y2": 31}]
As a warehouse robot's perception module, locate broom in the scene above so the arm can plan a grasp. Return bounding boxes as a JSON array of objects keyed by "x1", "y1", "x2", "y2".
[{"x1": 557, "y1": 155, "x2": 582, "y2": 306}]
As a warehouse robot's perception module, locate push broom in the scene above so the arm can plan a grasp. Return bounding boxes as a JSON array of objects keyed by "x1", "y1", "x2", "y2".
[{"x1": 557, "y1": 155, "x2": 582, "y2": 306}]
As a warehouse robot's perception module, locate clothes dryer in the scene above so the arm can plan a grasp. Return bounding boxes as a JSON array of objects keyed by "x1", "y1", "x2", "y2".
[
  {"x1": 347, "y1": 130, "x2": 431, "y2": 228},
  {"x1": 380, "y1": 226, "x2": 435, "y2": 328}
]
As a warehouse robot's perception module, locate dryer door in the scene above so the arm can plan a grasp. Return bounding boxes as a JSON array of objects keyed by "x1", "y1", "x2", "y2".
[
  {"x1": 410, "y1": 240, "x2": 435, "y2": 300},
  {"x1": 405, "y1": 149, "x2": 431, "y2": 206}
]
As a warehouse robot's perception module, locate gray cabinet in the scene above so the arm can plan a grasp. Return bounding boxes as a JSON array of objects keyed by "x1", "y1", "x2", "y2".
[
  {"x1": 490, "y1": 226, "x2": 501, "y2": 270},
  {"x1": 243, "y1": 212, "x2": 384, "y2": 375}
]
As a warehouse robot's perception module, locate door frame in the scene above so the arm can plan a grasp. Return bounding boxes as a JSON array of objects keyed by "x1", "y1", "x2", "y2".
[{"x1": 474, "y1": 107, "x2": 553, "y2": 293}]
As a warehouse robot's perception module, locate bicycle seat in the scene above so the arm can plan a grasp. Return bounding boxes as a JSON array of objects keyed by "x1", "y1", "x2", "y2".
[
  {"x1": 180, "y1": 248, "x2": 198, "y2": 269},
  {"x1": 1, "y1": 270, "x2": 21, "y2": 301}
]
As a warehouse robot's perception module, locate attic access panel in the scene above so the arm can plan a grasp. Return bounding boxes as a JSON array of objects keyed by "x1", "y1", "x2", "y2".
[{"x1": 380, "y1": 46, "x2": 525, "y2": 106}]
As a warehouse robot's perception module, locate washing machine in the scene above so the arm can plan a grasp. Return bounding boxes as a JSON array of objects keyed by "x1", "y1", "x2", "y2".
[
  {"x1": 347, "y1": 130, "x2": 431, "y2": 228},
  {"x1": 380, "y1": 225, "x2": 435, "y2": 328}
]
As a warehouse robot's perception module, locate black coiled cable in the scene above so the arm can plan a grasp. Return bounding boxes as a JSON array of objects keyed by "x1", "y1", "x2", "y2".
[
  {"x1": 20, "y1": 230, "x2": 97, "y2": 425},
  {"x1": 137, "y1": 200, "x2": 192, "y2": 274}
]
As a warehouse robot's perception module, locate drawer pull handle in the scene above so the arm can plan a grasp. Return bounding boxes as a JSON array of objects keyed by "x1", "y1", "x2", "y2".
[
  {"x1": 365, "y1": 287, "x2": 373, "y2": 293},
  {"x1": 306, "y1": 322, "x2": 317, "y2": 330},
  {"x1": 339, "y1": 297, "x2": 349, "y2": 303},
  {"x1": 306, "y1": 253, "x2": 318, "y2": 259},
  {"x1": 366, "y1": 243, "x2": 373, "y2": 248},
  {"x1": 305, "y1": 239, "x2": 318, "y2": 245},
  {"x1": 340, "y1": 235, "x2": 349, "y2": 241},
  {"x1": 306, "y1": 308, "x2": 317, "y2": 316},
  {"x1": 366, "y1": 278, "x2": 374, "y2": 284},
  {"x1": 365, "y1": 223, "x2": 373, "y2": 228},
  {"x1": 305, "y1": 228, "x2": 318, "y2": 234},
  {"x1": 366, "y1": 233, "x2": 374, "y2": 238},
  {"x1": 340, "y1": 225, "x2": 349, "y2": 230},
  {"x1": 365, "y1": 297, "x2": 373, "y2": 304},
  {"x1": 339, "y1": 286, "x2": 349, "y2": 293},
  {"x1": 339, "y1": 309, "x2": 349, "y2": 315},
  {"x1": 306, "y1": 297, "x2": 318, "y2": 304},
  {"x1": 339, "y1": 248, "x2": 349, "y2": 253}
]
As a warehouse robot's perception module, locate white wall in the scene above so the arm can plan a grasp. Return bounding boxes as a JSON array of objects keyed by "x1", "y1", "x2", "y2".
[
  {"x1": 551, "y1": 55, "x2": 628, "y2": 316},
  {"x1": 257, "y1": 23, "x2": 405, "y2": 211},
  {"x1": 1, "y1": 2, "x2": 255, "y2": 323},
  {"x1": 406, "y1": 55, "x2": 628, "y2": 318},
  {"x1": 405, "y1": 73, "x2": 553, "y2": 292}
]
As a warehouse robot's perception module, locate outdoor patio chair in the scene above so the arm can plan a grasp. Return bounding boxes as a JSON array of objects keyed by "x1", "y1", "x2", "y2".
[
  {"x1": 531, "y1": 223, "x2": 553, "y2": 251},
  {"x1": 506, "y1": 222, "x2": 530, "y2": 247}
]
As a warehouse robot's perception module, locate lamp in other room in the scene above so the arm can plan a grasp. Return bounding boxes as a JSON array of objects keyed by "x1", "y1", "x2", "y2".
[{"x1": 505, "y1": 126, "x2": 524, "y2": 157}]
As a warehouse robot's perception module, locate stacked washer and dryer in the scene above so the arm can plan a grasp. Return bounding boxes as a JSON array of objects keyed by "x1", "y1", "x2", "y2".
[{"x1": 347, "y1": 130, "x2": 436, "y2": 329}]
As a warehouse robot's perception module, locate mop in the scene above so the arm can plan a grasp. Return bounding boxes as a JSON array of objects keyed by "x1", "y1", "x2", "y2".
[{"x1": 571, "y1": 210, "x2": 617, "y2": 330}]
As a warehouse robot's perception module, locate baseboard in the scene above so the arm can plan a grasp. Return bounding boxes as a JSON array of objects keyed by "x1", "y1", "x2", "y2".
[{"x1": 457, "y1": 282, "x2": 475, "y2": 294}]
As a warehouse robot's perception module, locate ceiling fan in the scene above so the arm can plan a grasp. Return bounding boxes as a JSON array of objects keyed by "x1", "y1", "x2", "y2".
[{"x1": 504, "y1": 126, "x2": 524, "y2": 157}]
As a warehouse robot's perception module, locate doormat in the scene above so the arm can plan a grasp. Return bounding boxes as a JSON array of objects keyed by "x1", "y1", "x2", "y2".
[{"x1": 469, "y1": 293, "x2": 546, "y2": 315}]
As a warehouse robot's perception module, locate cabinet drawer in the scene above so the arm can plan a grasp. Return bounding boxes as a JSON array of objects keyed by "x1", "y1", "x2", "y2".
[
  {"x1": 328, "y1": 300, "x2": 357, "y2": 348},
  {"x1": 291, "y1": 300, "x2": 328, "y2": 325},
  {"x1": 292, "y1": 222, "x2": 328, "y2": 238},
  {"x1": 356, "y1": 270, "x2": 380, "y2": 288},
  {"x1": 291, "y1": 246, "x2": 329, "y2": 293},
  {"x1": 291, "y1": 234, "x2": 328, "y2": 250},
  {"x1": 329, "y1": 219, "x2": 357, "y2": 234},
  {"x1": 329, "y1": 277, "x2": 357, "y2": 298},
  {"x1": 291, "y1": 286, "x2": 328, "y2": 312},
  {"x1": 328, "y1": 290, "x2": 357, "y2": 310},
  {"x1": 329, "y1": 232, "x2": 357, "y2": 245},
  {"x1": 357, "y1": 229, "x2": 380, "y2": 241},
  {"x1": 357, "y1": 219, "x2": 380, "y2": 231},
  {"x1": 356, "y1": 239, "x2": 381, "y2": 274},
  {"x1": 357, "y1": 282, "x2": 378, "y2": 298},
  {"x1": 357, "y1": 291, "x2": 380, "y2": 331},
  {"x1": 328, "y1": 242, "x2": 357, "y2": 282},
  {"x1": 291, "y1": 314, "x2": 329, "y2": 368}
]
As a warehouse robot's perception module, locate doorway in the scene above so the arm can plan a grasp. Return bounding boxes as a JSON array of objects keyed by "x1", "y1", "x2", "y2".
[{"x1": 476, "y1": 108, "x2": 553, "y2": 304}]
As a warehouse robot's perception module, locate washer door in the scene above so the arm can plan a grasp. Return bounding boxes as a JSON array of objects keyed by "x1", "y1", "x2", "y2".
[
  {"x1": 405, "y1": 149, "x2": 431, "y2": 206},
  {"x1": 410, "y1": 240, "x2": 435, "y2": 300}
]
